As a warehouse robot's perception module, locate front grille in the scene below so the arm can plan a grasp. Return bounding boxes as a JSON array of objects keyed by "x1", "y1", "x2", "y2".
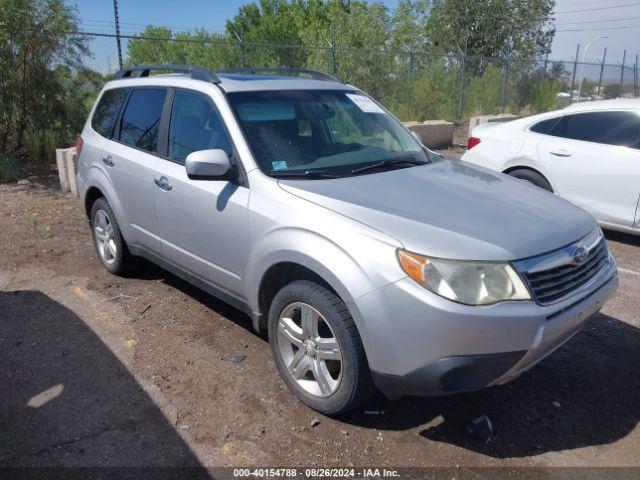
[{"x1": 523, "y1": 239, "x2": 608, "y2": 304}]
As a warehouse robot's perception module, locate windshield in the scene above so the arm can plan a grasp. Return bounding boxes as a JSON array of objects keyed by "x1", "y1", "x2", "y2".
[{"x1": 227, "y1": 90, "x2": 433, "y2": 178}]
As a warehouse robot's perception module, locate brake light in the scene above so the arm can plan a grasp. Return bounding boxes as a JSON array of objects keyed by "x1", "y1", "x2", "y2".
[
  {"x1": 467, "y1": 136, "x2": 481, "y2": 150},
  {"x1": 76, "y1": 136, "x2": 84, "y2": 157}
]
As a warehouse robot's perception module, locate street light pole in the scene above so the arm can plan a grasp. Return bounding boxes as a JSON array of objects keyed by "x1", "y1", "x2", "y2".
[{"x1": 577, "y1": 35, "x2": 607, "y2": 102}]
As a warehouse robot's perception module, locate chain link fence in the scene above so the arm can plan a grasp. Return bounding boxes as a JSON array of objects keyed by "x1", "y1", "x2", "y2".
[{"x1": 70, "y1": 31, "x2": 640, "y2": 124}]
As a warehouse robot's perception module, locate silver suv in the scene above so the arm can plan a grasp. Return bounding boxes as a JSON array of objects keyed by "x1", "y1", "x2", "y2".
[{"x1": 77, "y1": 65, "x2": 618, "y2": 414}]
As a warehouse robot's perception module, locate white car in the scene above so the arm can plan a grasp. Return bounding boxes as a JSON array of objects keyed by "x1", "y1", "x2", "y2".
[{"x1": 462, "y1": 99, "x2": 640, "y2": 235}]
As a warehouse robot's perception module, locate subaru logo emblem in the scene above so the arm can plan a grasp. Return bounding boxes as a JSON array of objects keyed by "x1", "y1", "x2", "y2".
[{"x1": 573, "y1": 246, "x2": 588, "y2": 265}]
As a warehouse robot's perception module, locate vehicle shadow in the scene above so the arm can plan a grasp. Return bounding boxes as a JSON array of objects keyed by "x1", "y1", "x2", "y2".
[
  {"x1": 0, "y1": 290, "x2": 210, "y2": 476},
  {"x1": 344, "y1": 312, "x2": 640, "y2": 458},
  {"x1": 604, "y1": 229, "x2": 640, "y2": 247}
]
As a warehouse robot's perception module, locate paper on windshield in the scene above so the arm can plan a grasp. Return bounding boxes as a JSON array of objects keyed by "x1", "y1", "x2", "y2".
[{"x1": 345, "y1": 94, "x2": 385, "y2": 114}]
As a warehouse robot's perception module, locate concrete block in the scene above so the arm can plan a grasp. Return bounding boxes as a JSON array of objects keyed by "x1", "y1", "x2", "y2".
[
  {"x1": 56, "y1": 148, "x2": 70, "y2": 193},
  {"x1": 65, "y1": 147, "x2": 78, "y2": 197},
  {"x1": 468, "y1": 114, "x2": 519, "y2": 138},
  {"x1": 55, "y1": 147, "x2": 77, "y2": 195},
  {"x1": 403, "y1": 120, "x2": 454, "y2": 149}
]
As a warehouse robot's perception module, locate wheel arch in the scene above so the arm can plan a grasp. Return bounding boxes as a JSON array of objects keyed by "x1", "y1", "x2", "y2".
[
  {"x1": 502, "y1": 165, "x2": 554, "y2": 192},
  {"x1": 84, "y1": 186, "x2": 104, "y2": 219},
  {"x1": 82, "y1": 167, "x2": 130, "y2": 239},
  {"x1": 246, "y1": 228, "x2": 388, "y2": 362},
  {"x1": 257, "y1": 262, "x2": 338, "y2": 333}
]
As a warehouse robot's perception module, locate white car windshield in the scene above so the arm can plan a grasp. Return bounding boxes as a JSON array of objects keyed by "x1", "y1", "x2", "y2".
[{"x1": 227, "y1": 89, "x2": 433, "y2": 179}]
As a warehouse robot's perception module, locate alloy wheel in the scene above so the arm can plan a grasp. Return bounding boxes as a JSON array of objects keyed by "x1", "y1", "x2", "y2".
[
  {"x1": 94, "y1": 209, "x2": 117, "y2": 265},
  {"x1": 277, "y1": 302, "x2": 342, "y2": 397}
]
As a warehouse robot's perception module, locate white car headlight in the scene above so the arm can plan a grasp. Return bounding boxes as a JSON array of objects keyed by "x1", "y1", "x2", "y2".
[{"x1": 398, "y1": 250, "x2": 531, "y2": 305}]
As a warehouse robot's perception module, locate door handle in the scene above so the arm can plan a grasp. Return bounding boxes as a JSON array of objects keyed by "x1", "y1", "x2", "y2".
[
  {"x1": 549, "y1": 150, "x2": 572, "y2": 157},
  {"x1": 154, "y1": 176, "x2": 172, "y2": 191},
  {"x1": 102, "y1": 154, "x2": 115, "y2": 167}
]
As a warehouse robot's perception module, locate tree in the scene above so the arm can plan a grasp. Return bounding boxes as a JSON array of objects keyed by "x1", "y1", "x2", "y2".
[
  {"x1": 389, "y1": 0, "x2": 431, "y2": 51},
  {"x1": 426, "y1": 0, "x2": 555, "y2": 60},
  {"x1": 127, "y1": 27, "x2": 240, "y2": 71},
  {"x1": 0, "y1": 0, "x2": 87, "y2": 153}
]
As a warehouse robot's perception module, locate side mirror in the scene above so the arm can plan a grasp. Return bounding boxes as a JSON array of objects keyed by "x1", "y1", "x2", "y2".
[{"x1": 185, "y1": 149, "x2": 231, "y2": 179}]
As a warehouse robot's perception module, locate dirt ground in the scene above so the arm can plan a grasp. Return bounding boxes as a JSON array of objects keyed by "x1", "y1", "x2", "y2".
[{"x1": 1, "y1": 175, "x2": 639, "y2": 473}]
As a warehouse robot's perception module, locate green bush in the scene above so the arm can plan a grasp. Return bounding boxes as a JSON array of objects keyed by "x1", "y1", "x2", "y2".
[
  {"x1": 394, "y1": 60, "x2": 459, "y2": 121},
  {"x1": 23, "y1": 128, "x2": 60, "y2": 173},
  {"x1": 24, "y1": 130, "x2": 43, "y2": 164},
  {"x1": 0, "y1": 154, "x2": 20, "y2": 183},
  {"x1": 530, "y1": 80, "x2": 561, "y2": 113},
  {"x1": 464, "y1": 65, "x2": 504, "y2": 118},
  {"x1": 44, "y1": 129, "x2": 59, "y2": 165}
]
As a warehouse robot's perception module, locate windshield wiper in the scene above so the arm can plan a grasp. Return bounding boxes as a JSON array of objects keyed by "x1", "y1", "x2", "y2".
[
  {"x1": 350, "y1": 156, "x2": 428, "y2": 175},
  {"x1": 269, "y1": 169, "x2": 340, "y2": 179}
]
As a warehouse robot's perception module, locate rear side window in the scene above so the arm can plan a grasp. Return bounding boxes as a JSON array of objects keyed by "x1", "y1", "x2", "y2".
[
  {"x1": 530, "y1": 117, "x2": 560, "y2": 135},
  {"x1": 168, "y1": 90, "x2": 232, "y2": 164},
  {"x1": 544, "y1": 111, "x2": 640, "y2": 148},
  {"x1": 119, "y1": 88, "x2": 167, "y2": 153},
  {"x1": 91, "y1": 88, "x2": 128, "y2": 138}
]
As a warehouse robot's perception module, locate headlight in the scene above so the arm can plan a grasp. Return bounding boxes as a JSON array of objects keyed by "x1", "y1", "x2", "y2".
[{"x1": 397, "y1": 250, "x2": 531, "y2": 305}]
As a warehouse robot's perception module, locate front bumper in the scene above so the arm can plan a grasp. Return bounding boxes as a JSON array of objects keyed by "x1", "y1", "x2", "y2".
[{"x1": 353, "y1": 258, "x2": 618, "y2": 398}]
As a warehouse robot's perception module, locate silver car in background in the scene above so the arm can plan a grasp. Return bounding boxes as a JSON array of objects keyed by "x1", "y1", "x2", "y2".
[{"x1": 76, "y1": 66, "x2": 618, "y2": 415}]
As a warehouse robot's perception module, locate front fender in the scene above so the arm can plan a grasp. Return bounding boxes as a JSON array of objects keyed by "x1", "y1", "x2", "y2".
[{"x1": 246, "y1": 227, "x2": 404, "y2": 359}]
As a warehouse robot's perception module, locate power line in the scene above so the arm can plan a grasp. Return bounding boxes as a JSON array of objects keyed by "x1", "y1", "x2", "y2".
[
  {"x1": 556, "y1": 23, "x2": 640, "y2": 32},
  {"x1": 557, "y1": 0, "x2": 636, "y2": 7},
  {"x1": 554, "y1": 1, "x2": 640, "y2": 14},
  {"x1": 79, "y1": 18, "x2": 224, "y2": 33},
  {"x1": 556, "y1": 15, "x2": 640, "y2": 26}
]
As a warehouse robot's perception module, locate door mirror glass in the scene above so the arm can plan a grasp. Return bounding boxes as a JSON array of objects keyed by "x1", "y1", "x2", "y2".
[{"x1": 185, "y1": 149, "x2": 231, "y2": 179}]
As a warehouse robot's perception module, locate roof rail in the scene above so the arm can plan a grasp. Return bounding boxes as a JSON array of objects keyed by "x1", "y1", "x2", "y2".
[
  {"x1": 220, "y1": 67, "x2": 343, "y2": 83},
  {"x1": 114, "y1": 65, "x2": 220, "y2": 83}
]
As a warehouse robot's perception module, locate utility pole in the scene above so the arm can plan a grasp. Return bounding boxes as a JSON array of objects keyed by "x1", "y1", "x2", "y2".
[
  {"x1": 633, "y1": 53, "x2": 638, "y2": 98},
  {"x1": 501, "y1": 58, "x2": 509, "y2": 113},
  {"x1": 597, "y1": 47, "x2": 607, "y2": 96},
  {"x1": 331, "y1": 22, "x2": 337, "y2": 75},
  {"x1": 541, "y1": 53, "x2": 549, "y2": 87},
  {"x1": 569, "y1": 44, "x2": 580, "y2": 104},
  {"x1": 407, "y1": 30, "x2": 416, "y2": 103},
  {"x1": 619, "y1": 49, "x2": 626, "y2": 98},
  {"x1": 239, "y1": 8, "x2": 245, "y2": 68},
  {"x1": 457, "y1": 31, "x2": 468, "y2": 123},
  {"x1": 113, "y1": 0, "x2": 123, "y2": 70}
]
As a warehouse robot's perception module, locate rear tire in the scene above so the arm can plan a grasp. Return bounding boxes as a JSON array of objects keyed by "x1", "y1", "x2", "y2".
[
  {"x1": 90, "y1": 197, "x2": 133, "y2": 275},
  {"x1": 507, "y1": 169, "x2": 553, "y2": 192},
  {"x1": 268, "y1": 280, "x2": 374, "y2": 415}
]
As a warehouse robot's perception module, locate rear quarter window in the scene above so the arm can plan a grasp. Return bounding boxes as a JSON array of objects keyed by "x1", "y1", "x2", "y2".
[
  {"x1": 91, "y1": 88, "x2": 129, "y2": 138},
  {"x1": 529, "y1": 116, "x2": 560, "y2": 134}
]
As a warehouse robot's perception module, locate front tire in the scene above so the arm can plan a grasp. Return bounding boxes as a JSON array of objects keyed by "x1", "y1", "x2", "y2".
[
  {"x1": 90, "y1": 197, "x2": 132, "y2": 275},
  {"x1": 268, "y1": 280, "x2": 374, "y2": 415}
]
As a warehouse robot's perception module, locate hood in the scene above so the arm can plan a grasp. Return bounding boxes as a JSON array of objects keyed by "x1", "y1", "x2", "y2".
[{"x1": 278, "y1": 159, "x2": 596, "y2": 261}]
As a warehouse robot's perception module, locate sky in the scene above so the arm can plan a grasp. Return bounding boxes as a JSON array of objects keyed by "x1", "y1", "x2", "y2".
[{"x1": 68, "y1": 0, "x2": 640, "y2": 69}]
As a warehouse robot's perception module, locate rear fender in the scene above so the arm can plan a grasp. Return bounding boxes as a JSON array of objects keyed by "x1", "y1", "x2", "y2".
[{"x1": 83, "y1": 165, "x2": 131, "y2": 241}]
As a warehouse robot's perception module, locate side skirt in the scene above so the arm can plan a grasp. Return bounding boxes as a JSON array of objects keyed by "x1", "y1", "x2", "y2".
[{"x1": 128, "y1": 244, "x2": 255, "y2": 321}]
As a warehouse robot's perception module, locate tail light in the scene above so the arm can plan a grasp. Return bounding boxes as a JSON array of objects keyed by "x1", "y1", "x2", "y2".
[
  {"x1": 467, "y1": 136, "x2": 481, "y2": 150},
  {"x1": 76, "y1": 136, "x2": 84, "y2": 157}
]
